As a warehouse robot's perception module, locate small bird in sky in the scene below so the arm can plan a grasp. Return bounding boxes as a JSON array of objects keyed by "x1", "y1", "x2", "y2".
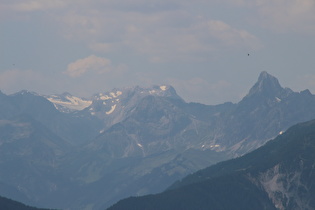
[{"x1": 248, "y1": 53, "x2": 250, "y2": 56}]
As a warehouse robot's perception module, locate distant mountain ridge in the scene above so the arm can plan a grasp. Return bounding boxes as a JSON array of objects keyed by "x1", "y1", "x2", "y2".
[
  {"x1": 42, "y1": 72, "x2": 315, "y2": 154},
  {"x1": 1, "y1": 72, "x2": 315, "y2": 209},
  {"x1": 109, "y1": 119, "x2": 315, "y2": 210},
  {"x1": 44, "y1": 85, "x2": 180, "y2": 113}
]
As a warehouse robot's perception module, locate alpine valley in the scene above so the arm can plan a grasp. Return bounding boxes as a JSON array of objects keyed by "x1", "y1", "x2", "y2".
[{"x1": 1, "y1": 72, "x2": 315, "y2": 210}]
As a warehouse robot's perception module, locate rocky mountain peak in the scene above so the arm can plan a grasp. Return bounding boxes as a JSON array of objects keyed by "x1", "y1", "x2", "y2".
[
  {"x1": 300, "y1": 89, "x2": 312, "y2": 96},
  {"x1": 92, "y1": 85, "x2": 181, "y2": 101},
  {"x1": 247, "y1": 71, "x2": 283, "y2": 98}
]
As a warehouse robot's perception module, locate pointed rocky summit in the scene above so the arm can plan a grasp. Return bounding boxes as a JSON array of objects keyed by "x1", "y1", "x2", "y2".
[
  {"x1": 244, "y1": 71, "x2": 292, "y2": 102},
  {"x1": 247, "y1": 71, "x2": 283, "y2": 98}
]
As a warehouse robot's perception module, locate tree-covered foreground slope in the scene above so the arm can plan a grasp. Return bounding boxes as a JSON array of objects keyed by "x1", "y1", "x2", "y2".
[
  {"x1": 109, "y1": 119, "x2": 315, "y2": 210},
  {"x1": 0, "y1": 195, "x2": 53, "y2": 210}
]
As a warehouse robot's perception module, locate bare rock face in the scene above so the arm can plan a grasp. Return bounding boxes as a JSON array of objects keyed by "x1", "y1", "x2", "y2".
[{"x1": 259, "y1": 164, "x2": 310, "y2": 210}]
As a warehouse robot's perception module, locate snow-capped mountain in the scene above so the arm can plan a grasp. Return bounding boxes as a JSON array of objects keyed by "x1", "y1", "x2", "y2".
[
  {"x1": 44, "y1": 92, "x2": 92, "y2": 113},
  {"x1": 45, "y1": 85, "x2": 180, "y2": 119},
  {"x1": 78, "y1": 85, "x2": 183, "y2": 129}
]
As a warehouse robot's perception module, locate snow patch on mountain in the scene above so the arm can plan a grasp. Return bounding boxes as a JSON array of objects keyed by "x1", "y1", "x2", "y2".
[
  {"x1": 149, "y1": 90, "x2": 156, "y2": 94},
  {"x1": 100, "y1": 95, "x2": 112, "y2": 100},
  {"x1": 45, "y1": 94, "x2": 92, "y2": 112},
  {"x1": 160, "y1": 85, "x2": 167, "y2": 91},
  {"x1": 97, "y1": 91, "x2": 123, "y2": 101},
  {"x1": 106, "y1": 105, "x2": 117, "y2": 115},
  {"x1": 111, "y1": 91, "x2": 123, "y2": 98}
]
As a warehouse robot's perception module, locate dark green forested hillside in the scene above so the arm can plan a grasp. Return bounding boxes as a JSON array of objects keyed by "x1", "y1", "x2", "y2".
[{"x1": 0, "y1": 195, "x2": 53, "y2": 210}]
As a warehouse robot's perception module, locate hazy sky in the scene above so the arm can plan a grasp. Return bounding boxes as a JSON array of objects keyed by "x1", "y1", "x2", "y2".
[{"x1": 1, "y1": 0, "x2": 315, "y2": 105}]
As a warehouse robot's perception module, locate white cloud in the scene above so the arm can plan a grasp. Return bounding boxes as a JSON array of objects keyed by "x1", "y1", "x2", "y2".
[
  {"x1": 222, "y1": 0, "x2": 315, "y2": 33},
  {"x1": 254, "y1": 0, "x2": 315, "y2": 33},
  {"x1": 45, "y1": 1, "x2": 261, "y2": 62},
  {"x1": 1, "y1": 0, "x2": 263, "y2": 62},
  {"x1": 187, "y1": 0, "x2": 315, "y2": 34},
  {"x1": 197, "y1": 19, "x2": 262, "y2": 49},
  {"x1": 4, "y1": 0, "x2": 315, "y2": 35},
  {"x1": 64, "y1": 55, "x2": 114, "y2": 77},
  {"x1": 117, "y1": 12, "x2": 262, "y2": 62}
]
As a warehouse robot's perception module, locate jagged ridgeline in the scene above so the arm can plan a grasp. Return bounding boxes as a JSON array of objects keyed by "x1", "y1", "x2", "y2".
[
  {"x1": 1, "y1": 72, "x2": 315, "y2": 209},
  {"x1": 109, "y1": 119, "x2": 315, "y2": 210}
]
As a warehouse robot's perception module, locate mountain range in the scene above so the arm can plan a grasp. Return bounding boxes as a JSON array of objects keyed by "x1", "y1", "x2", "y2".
[
  {"x1": 0, "y1": 71, "x2": 315, "y2": 209},
  {"x1": 109, "y1": 119, "x2": 315, "y2": 210}
]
